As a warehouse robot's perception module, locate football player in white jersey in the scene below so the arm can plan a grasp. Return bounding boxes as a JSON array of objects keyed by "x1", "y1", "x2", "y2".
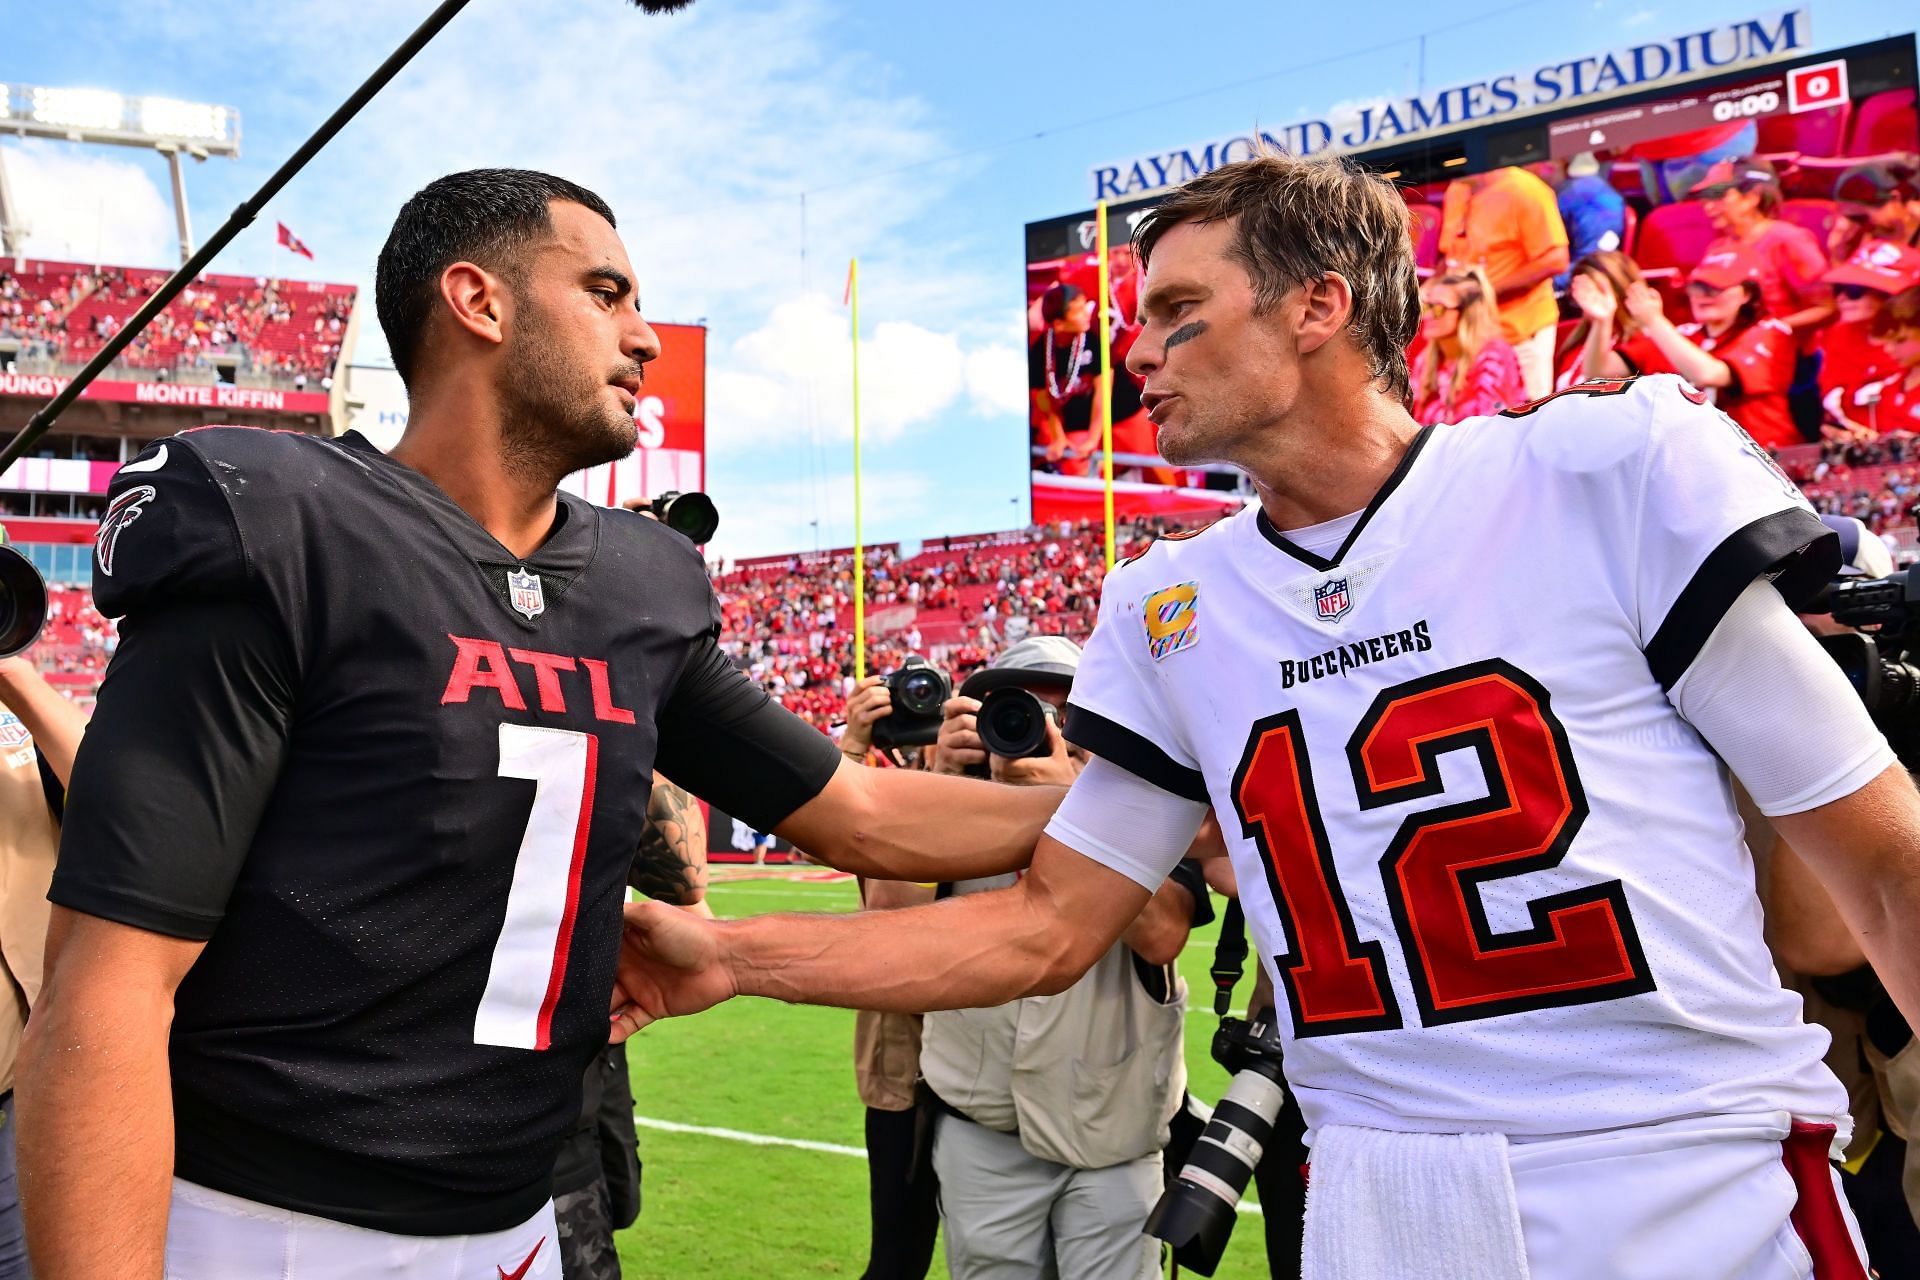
[{"x1": 615, "y1": 154, "x2": 1920, "y2": 1279}]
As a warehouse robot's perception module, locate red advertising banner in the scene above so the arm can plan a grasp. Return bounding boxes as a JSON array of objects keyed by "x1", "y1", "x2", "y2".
[
  {"x1": 560, "y1": 322, "x2": 707, "y2": 508},
  {"x1": 0, "y1": 371, "x2": 331, "y2": 416}
]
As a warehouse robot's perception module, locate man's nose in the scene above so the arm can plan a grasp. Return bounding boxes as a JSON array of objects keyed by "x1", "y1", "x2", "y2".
[
  {"x1": 625, "y1": 316, "x2": 661, "y2": 365},
  {"x1": 1126, "y1": 332, "x2": 1159, "y2": 379}
]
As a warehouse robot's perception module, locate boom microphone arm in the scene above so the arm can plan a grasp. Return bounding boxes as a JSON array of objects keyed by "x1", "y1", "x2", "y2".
[{"x1": 0, "y1": 0, "x2": 694, "y2": 471}]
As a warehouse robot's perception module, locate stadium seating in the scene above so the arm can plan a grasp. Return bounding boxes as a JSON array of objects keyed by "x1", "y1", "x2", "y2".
[
  {"x1": 1777, "y1": 198, "x2": 1839, "y2": 248},
  {"x1": 711, "y1": 517, "x2": 1193, "y2": 729},
  {"x1": 1633, "y1": 201, "x2": 1716, "y2": 281},
  {"x1": 0, "y1": 259, "x2": 355, "y2": 385},
  {"x1": 1848, "y1": 89, "x2": 1919, "y2": 157},
  {"x1": 1409, "y1": 204, "x2": 1442, "y2": 274},
  {"x1": 1757, "y1": 102, "x2": 1852, "y2": 161}
]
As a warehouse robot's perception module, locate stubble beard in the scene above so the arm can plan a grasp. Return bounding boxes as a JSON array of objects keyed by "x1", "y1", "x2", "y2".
[{"x1": 498, "y1": 308, "x2": 638, "y2": 488}]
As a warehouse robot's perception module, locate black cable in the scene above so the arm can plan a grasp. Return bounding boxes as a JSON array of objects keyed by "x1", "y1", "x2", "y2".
[{"x1": 0, "y1": 0, "x2": 475, "y2": 468}]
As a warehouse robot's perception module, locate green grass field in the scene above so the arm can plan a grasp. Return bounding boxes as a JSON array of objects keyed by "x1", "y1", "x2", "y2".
[{"x1": 616, "y1": 873, "x2": 1279, "y2": 1279}]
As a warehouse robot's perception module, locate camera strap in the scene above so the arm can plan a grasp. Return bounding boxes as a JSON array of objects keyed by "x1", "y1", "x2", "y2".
[{"x1": 1210, "y1": 898, "x2": 1248, "y2": 1017}]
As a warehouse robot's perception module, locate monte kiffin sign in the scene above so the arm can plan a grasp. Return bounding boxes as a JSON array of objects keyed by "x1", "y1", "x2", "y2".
[
  {"x1": 0, "y1": 371, "x2": 331, "y2": 416},
  {"x1": 1091, "y1": 8, "x2": 1813, "y2": 199}
]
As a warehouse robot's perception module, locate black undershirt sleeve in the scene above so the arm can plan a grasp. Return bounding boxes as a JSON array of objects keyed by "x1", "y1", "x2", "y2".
[
  {"x1": 653, "y1": 635, "x2": 842, "y2": 833},
  {"x1": 49, "y1": 599, "x2": 296, "y2": 941}
]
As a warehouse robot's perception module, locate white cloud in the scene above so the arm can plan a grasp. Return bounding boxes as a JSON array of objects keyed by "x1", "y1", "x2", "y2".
[
  {"x1": 710, "y1": 291, "x2": 997, "y2": 449},
  {"x1": 17, "y1": 0, "x2": 1029, "y2": 557},
  {"x1": 1623, "y1": 9, "x2": 1658, "y2": 28},
  {"x1": 0, "y1": 140, "x2": 175, "y2": 266},
  {"x1": 965, "y1": 344, "x2": 1027, "y2": 419}
]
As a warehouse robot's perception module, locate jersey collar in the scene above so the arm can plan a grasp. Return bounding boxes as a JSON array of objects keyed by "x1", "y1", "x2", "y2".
[
  {"x1": 335, "y1": 431, "x2": 602, "y2": 629},
  {"x1": 336, "y1": 431, "x2": 601, "y2": 574},
  {"x1": 1254, "y1": 425, "x2": 1434, "y2": 572}
]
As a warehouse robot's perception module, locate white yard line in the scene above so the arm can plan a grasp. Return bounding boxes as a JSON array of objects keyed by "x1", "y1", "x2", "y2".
[
  {"x1": 630, "y1": 1115, "x2": 1264, "y2": 1216},
  {"x1": 631, "y1": 1114, "x2": 867, "y2": 1158}
]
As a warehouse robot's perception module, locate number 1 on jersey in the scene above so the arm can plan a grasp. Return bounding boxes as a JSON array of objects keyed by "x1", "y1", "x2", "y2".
[{"x1": 474, "y1": 724, "x2": 600, "y2": 1051}]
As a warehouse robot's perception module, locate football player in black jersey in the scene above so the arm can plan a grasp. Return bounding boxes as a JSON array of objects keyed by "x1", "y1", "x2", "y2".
[{"x1": 16, "y1": 170, "x2": 1062, "y2": 1280}]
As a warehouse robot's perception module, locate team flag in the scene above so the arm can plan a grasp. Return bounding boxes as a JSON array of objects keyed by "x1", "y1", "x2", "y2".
[{"x1": 276, "y1": 222, "x2": 315, "y2": 260}]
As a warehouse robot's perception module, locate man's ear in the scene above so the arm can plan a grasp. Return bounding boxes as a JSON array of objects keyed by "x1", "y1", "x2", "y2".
[
  {"x1": 439, "y1": 261, "x2": 510, "y2": 350},
  {"x1": 1295, "y1": 272, "x2": 1356, "y2": 358}
]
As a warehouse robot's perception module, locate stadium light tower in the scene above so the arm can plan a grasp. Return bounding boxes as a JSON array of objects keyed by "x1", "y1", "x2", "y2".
[{"x1": 0, "y1": 82, "x2": 242, "y2": 267}]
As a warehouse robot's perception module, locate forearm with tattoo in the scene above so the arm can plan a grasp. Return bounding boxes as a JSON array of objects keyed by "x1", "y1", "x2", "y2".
[{"x1": 631, "y1": 781, "x2": 709, "y2": 906}]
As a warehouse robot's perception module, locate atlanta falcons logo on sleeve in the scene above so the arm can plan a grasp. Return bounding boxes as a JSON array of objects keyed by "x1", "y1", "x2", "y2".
[{"x1": 95, "y1": 485, "x2": 158, "y2": 577}]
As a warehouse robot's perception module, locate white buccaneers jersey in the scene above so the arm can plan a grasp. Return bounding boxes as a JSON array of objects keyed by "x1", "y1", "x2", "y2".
[{"x1": 1064, "y1": 376, "x2": 1851, "y2": 1140}]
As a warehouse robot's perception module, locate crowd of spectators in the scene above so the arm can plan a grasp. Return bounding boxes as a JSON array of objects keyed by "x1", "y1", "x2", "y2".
[
  {"x1": 0, "y1": 260, "x2": 353, "y2": 386},
  {"x1": 1412, "y1": 154, "x2": 1920, "y2": 447},
  {"x1": 710, "y1": 516, "x2": 1195, "y2": 731}
]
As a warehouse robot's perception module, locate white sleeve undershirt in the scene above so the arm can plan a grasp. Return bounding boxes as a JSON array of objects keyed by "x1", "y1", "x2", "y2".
[
  {"x1": 1670, "y1": 577, "x2": 1896, "y2": 816},
  {"x1": 1049, "y1": 578, "x2": 1895, "y2": 883},
  {"x1": 1045, "y1": 756, "x2": 1209, "y2": 891}
]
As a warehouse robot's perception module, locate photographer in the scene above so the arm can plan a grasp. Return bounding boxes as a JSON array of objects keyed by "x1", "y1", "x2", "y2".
[
  {"x1": 921, "y1": 637, "x2": 1210, "y2": 1280},
  {"x1": 1753, "y1": 518, "x2": 1920, "y2": 1274},
  {"x1": 841, "y1": 674, "x2": 942, "y2": 1280},
  {"x1": 1167, "y1": 855, "x2": 1310, "y2": 1279}
]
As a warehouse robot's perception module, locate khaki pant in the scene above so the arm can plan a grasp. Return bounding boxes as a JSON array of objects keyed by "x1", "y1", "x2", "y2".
[{"x1": 932, "y1": 1112, "x2": 1160, "y2": 1280}]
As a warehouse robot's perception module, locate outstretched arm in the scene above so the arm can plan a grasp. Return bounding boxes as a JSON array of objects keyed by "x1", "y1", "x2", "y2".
[
  {"x1": 776, "y1": 755, "x2": 1064, "y2": 883},
  {"x1": 610, "y1": 834, "x2": 1146, "y2": 1037},
  {"x1": 1771, "y1": 764, "x2": 1920, "y2": 1024}
]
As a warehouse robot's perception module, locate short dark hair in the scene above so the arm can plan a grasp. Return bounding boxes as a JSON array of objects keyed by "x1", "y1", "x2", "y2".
[
  {"x1": 1133, "y1": 153, "x2": 1420, "y2": 400},
  {"x1": 375, "y1": 168, "x2": 617, "y2": 386}
]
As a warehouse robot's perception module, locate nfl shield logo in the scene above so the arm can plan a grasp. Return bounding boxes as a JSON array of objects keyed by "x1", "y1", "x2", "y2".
[
  {"x1": 508, "y1": 567, "x2": 546, "y2": 620},
  {"x1": 1313, "y1": 577, "x2": 1351, "y2": 622}
]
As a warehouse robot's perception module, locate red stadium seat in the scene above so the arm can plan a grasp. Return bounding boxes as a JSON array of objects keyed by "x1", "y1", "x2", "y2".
[
  {"x1": 1608, "y1": 162, "x2": 1646, "y2": 202},
  {"x1": 1633, "y1": 202, "x2": 1715, "y2": 277},
  {"x1": 0, "y1": 258, "x2": 354, "y2": 384},
  {"x1": 1409, "y1": 204, "x2": 1442, "y2": 272},
  {"x1": 1619, "y1": 204, "x2": 1640, "y2": 259},
  {"x1": 1778, "y1": 198, "x2": 1839, "y2": 247},
  {"x1": 1756, "y1": 102, "x2": 1851, "y2": 159},
  {"x1": 1848, "y1": 89, "x2": 1919, "y2": 156}
]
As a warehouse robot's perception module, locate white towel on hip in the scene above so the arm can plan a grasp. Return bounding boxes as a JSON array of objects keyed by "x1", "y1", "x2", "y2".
[{"x1": 1302, "y1": 1124, "x2": 1530, "y2": 1280}]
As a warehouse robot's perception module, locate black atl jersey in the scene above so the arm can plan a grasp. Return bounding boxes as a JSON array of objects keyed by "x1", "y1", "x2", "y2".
[{"x1": 52, "y1": 428, "x2": 840, "y2": 1234}]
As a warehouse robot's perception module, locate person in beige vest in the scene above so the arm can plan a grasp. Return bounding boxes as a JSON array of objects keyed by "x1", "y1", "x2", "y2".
[
  {"x1": 922, "y1": 637, "x2": 1207, "y2": 1280},
  {"x1": 1748, "y1": 787, "x2": 1920, "y2": 1272},
  {"x1": 840, "y1": 673, "x2": 942, "y2": 1280},
  {"x1": 0, "y1": 654, "x2": 87, "y2": 1280}
]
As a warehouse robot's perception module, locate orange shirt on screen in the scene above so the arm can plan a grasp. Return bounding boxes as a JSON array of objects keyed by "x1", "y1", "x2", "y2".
[{"x1": 1440, "y1": 169, "x2": 1569, "y2": 346}]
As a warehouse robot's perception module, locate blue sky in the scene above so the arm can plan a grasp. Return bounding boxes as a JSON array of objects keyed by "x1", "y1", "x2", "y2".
[{"x1": 4, "y1": 0, "x2": 1909, "y2": 557}]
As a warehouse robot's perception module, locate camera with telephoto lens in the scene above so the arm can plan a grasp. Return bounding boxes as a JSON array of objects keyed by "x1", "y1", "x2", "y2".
[
  {"x1": 1147, "y1": 1011, "x2": 1288, "y2": 1275},
  {"x1": 1807, "y1": 568, "x2": 1920, "y2": 767},
  {"x1": 1147, "y1": 900, "x2": 1286, "y2": 1275},
  {"x1": 0, "y1": 533, "x2": 47, "y2": 659},
  {"x1": 872, "y1": 655, "x2": 950, "y2": 750},
  {"x1": 645, "y1": 491, "x2": 719, "y2": 544},
  {"x1": 975, "y1": 687, "x2": 1060, "y2": 758}
]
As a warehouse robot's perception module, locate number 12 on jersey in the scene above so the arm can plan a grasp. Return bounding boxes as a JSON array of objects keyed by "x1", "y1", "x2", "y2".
[
  {"x1": 1233, "y1": 659, "x2": 1655, "y2": 1039},
  {"x1": 474, "y1": 724, "x2": 600, "y2": 1051}
]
